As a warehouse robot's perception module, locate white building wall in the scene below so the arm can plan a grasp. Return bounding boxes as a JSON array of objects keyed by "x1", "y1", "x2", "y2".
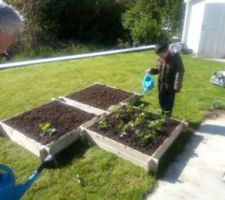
[
  {"x1": 198, "y1": 3, "x2": 225, "y2": 58},
  {"x1": 186, "y1": 2, "x2": 205, "y2": 54},
  {"x1": 182, "y1": 0, "x2": 225, "y2": 58}
]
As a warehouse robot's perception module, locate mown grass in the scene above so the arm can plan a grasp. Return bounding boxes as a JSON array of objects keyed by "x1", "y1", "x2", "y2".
[{"x1": 0, "y1": 51, "x2": 225, "y2": 199}]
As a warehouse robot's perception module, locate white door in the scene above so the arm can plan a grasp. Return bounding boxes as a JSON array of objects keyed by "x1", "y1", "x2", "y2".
[
  {"x1": 198, "y1": 3, "x2": 225, "y2": 58},
  {"x1": 186, "y1": 2, "x2": 205, "y2": 54}
]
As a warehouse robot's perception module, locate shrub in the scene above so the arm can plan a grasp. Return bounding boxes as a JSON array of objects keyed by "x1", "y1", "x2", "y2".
[{"x1": 122, "y1": 0, "x2": 184, "y2": 45}]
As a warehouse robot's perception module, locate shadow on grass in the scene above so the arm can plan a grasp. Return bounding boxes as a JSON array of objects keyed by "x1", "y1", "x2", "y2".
[{"x1": 54, "y1": 138, "x2": 91, "y2": 168}]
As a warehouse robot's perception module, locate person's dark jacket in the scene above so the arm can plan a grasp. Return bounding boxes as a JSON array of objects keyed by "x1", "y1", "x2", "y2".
[{"x1": 150, "y1": 52, "x2": 185, "y2": 93}]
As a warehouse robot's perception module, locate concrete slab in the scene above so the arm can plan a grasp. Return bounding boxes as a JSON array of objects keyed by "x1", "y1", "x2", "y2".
[
  {"x1": 147, "y1": 113, "x2": 225, "y2": 200},
  {"x1": 207, "y1": 59, "x2": 225, "y2": 63}
]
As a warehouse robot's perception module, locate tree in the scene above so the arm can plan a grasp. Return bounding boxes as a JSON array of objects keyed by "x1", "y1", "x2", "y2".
[
  {"x1": 122, "y1": 0, "x2": 184, "y2": 45},
  {"x1": 39, "y1": 0, "x2": 126, "y2": 44}
]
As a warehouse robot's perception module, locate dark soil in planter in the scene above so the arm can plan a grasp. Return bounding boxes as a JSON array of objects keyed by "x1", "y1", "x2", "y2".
[
  {"x1": 67, "y1": 83, "x2": 135, "y2": 110},
  {"x1": 5, "y1": 101, "x2": 95, "y2": 145},
  {"x1": 90, "y1": 106, "x2": 180, "y2": 156}
]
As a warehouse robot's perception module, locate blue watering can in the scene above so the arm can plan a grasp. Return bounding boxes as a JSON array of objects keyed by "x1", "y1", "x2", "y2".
[
  {"x1": 141, "y1": 73, "x2": 154, "y2": 96},
  {"x1": 0, "y1": 155, "x2": 57, "y2": 200}
]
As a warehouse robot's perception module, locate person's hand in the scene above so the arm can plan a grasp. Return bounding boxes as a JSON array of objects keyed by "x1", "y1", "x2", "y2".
[{"x1": 145, "y1": 68, "x2": 150, "y2": 74}]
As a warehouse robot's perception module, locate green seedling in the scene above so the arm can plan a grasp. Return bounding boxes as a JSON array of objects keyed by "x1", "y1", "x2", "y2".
[
  {"x1": 147, "y1": 118, "x2": 165, "y2": 142},
  {"x1": 120, "y1": 131, "x2": 127, "y2": 138},
  {"x1": 117, "y1": 119, "x2": 126, "y2": 131},
  {"x1": 38, "y1": 122, "x2": 56, "y2": 137},
  {"x1": 109, "y1": 105, "x2": 119, "y2": 113},
  {"x1": 147, "y1": 130, "x2": 158, "y2": 141},
  {"x1": 134, "y1": 123, "x2": 160, "y2": 147},
  {"x1": 159, "y1": 109, "x2": 170, "y2": 119},
  {"x1": 139, "y1": 103, "x2": 146, "y2": 109},
  {"x1": 134, "y1": 112, "x2": 147, "y2": 125},
  {"x1": 125, "y1": 103, "x2": 134, "y2": 113},
  {"x1": 148, "y1": 118, "x2": 164, "y2": 129},
  {"x1": 134, "y1": 129, "x2": 145, "y2": 138},
  {"x1": 140, "y1": 134, "x2": 152, "y2": 147},
  {"x1": 98, "y1": 118, "x2": 110, "y2": 130},
  {"x1": 134, "y1": 129, "x2": 150, "y2": 147},
  {"x1": 123, "y1": 121, "x2": 135, "y2": 132},
  {"x1": 119, "y1": 121, "x2": 135, "y2": 137}
]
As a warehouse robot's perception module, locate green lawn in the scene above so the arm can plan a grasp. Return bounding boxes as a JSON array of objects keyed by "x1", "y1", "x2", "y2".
[{"x1": 0, "y1": 51, "x2": 225, "y2": 200}]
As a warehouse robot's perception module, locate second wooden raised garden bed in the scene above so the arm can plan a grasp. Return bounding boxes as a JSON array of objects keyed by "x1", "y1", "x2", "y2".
[
  {"x1": 60, "y1": 83, "x2": 140, "y2": 114},
  {"x1": 81, "y1": 105, "x2": 187, "y2": 172}
]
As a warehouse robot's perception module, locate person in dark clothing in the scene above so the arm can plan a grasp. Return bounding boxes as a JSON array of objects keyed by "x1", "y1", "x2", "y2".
[{"x1": 145, "y1": 43, "x2": 185, "y2": 117}]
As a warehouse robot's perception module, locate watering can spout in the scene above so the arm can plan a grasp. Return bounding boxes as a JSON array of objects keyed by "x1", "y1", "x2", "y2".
[
  {"x1": 15, "y1": 154, "x2": 57, "y2": 199},
  {"x1": 0, "y1": 154, "x2": 57, "y2": 200},
  {"x1": 15, "y1": 172, "x2": 39, "y2": 200}
]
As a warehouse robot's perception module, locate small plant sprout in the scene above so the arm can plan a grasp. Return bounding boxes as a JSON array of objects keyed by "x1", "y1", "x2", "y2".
[
  {"x1": 159, "y1": 109, "x2": 170, "y2": 120},
  {"x1": 123, "y1": 121, "x2": 134, "y2": 132},
  {"x1": 125, "y1": 103, "x2": 134, "y2": 113},
  {"x1": 117, "y1": 119, "x2": 126, "y2": 131},
  {"x1": 98, "y1": 117, "x2": 110, "y2": 130},
  {"x1": 134, "y1": 129, "x2": 157, "y2": 147},
  {"x1": 148, "y1": 118, "x2": 164, "y2": 129},
  {"x1": 120, "y1": 131, "x2": 127, "y2": 138},
  {"x1": 134, "y1": 129, "x2": 145, "y2": 138},
  {"x1": 139, "y1": 103, "x2": 146, "y2": 109},
  {"x1": 108, "y1": 105, "x2": 118, "y2": 113},
  {"x1": 134, "y1": 112, "x2": 147, "y2": 125},
  {"x1": 38, "y1": 122, "x2": 56, "y2": 137},
  {"x1": 119, "y1": 121, "x2": 134, "y2": 137}
]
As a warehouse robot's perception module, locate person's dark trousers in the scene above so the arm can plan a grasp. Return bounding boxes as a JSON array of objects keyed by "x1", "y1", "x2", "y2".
[{"x1": 158, "y1": 91, "x2": 176, "y2": 117}]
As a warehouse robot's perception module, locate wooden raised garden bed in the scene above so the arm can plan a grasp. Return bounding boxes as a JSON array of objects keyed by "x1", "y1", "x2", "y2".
[
  {"x1": 81, "y1": 105, "x2": 187, "y2": 172},
  {"x1": 0, "y1": 82, "x2": 187, "y2": 172},
  {"x1": 0, "y1": 101, "x2": 95, "y2": 160},
  {"x1": 62, "y1": 83, "x2": 140, "y2": 113}
]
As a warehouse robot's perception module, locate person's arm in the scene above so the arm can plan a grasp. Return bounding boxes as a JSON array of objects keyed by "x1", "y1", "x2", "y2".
[
  {"x1": 145, "y1": 57, "x2": 161, "y2": 75},
  {"x1": 174, "y1": 53, "x2": 185, "y2": 92}
]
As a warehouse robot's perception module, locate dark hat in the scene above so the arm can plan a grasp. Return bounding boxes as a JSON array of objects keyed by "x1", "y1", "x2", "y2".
[{"x1": 155, "y1": 43, "x2": 169, "y2": 54}]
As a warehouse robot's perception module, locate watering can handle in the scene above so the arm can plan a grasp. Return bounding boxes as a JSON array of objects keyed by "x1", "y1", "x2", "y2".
[{"x1": 0, "y1": 164, "x2": 15, "y2": 179}]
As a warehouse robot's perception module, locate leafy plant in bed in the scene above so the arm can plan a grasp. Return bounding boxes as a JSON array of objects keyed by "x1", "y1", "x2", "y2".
[
  {"x1": 91, "y1": 104, "x2": 180, "y2": 155},
  {"x1": 38, "y1": 122, "x2": 56, "y2": 138}
]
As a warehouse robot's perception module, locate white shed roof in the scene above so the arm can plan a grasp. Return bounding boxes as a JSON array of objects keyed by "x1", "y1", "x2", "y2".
[{"x1": 183, "y1": 0, "x2": 225, "y2": 58}]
